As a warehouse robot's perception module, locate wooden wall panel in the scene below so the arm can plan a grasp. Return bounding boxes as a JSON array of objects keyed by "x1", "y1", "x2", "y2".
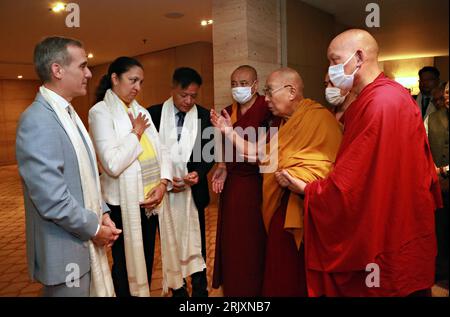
[{"x1": 0, "y1": 79, "x2": 40, "y2": 166}]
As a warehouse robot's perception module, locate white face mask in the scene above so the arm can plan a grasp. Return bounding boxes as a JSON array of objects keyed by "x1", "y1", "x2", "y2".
[
  {"x1": 232, "y1": 82, "x2": 256, "y2": 104},
  {"x1": 325, "y1": 87, "x2": 348, "y2": 106},
  {"x1": 328, "y1": 52, "x2": 359, "y2": 90}
]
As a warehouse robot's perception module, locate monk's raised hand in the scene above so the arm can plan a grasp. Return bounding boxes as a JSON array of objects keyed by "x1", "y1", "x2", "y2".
[{"x1": 210, "y1": 109, "x2": 232, "y2": 134}]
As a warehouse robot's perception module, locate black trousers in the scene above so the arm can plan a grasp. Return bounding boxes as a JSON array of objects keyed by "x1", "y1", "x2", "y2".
[{"x1": 108, "y1": 204, "x2": 159, "y2": 297}]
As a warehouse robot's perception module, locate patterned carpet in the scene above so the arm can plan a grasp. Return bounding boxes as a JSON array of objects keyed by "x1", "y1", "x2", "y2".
[{"x1": 0, "y1": 165, "x2": 447, "y2": 297}]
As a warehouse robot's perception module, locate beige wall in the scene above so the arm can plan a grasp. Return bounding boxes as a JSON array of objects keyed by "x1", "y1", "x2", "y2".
[
  {"x1": 0, "y1": 42, "x2": 213, "y2": 166},
  {"x1": 0, "y1": 79, "x2": 40, "y2": 166},
  {"x1": 86, "y1": 41, "x2": 214, "y2": 118},
  {"x1": 435, "y1": 56, "x2": 449, "y2": 83},
  {"x1": 212, "y1": 0, "x2": 281, "y2": 110},
  {"x1": 380, "y1": 56, "x2": 449, "y2": 95},
  {"x1": 285, "y1": 0, "x2": 337, "y2": 106}
]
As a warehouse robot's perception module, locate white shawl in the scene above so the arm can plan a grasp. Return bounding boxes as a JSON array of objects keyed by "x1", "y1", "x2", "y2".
[
  {"x1": 39, "y1": 86, "x2": 114, "y2": 297},
  {"x1": 102, "y1": 90, "x2": 183, "y2": 295},
  {"x1": 159, "y1": 97, "x2": 206, "y2": 278}
]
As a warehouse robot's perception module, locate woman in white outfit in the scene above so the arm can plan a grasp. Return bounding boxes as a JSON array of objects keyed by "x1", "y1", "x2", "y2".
[{"x1": 89, "y1": 57, "x2": 182, "y2": 297}]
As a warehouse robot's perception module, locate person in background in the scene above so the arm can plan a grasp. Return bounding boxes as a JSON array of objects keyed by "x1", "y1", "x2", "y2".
[
  {"x1": 416, "y1": 66, "x2": 441, "y2": 120},
  {"x1": 424, "y1": 81, "x2": 449, "y2": 285},
  {"x1": 324, "y1": 73, "x2": 357, "y2": 122}
]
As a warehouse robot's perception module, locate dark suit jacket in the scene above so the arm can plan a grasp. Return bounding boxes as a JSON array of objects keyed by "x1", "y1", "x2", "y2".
[{"x1": 148, "y1": 103, "x2": 215, "y2": 211}]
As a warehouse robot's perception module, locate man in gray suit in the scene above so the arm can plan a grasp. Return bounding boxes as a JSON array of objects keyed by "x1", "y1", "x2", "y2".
[{"x1": 16, "y1": 37, "x2": 121, "y2": 297}]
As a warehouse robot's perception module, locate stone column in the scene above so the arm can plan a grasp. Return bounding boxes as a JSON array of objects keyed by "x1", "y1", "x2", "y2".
[{"x1": 212, "y1": 0, "x2": 282, "y2": 110}]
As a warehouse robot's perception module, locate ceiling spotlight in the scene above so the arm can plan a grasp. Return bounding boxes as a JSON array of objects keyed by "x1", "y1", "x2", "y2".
[
  {"x1": 201, "y1": 19, "x2": 213, "y2": 26},
  {"x1": 87, "y1": 53, "x2": 94, "y2": 59},
  {"x1": 17, "y1": 75, "x2": 23, "y2": 79},
  {"x1": 51, "y1": 2, "x2": 66, "y2": 13}
]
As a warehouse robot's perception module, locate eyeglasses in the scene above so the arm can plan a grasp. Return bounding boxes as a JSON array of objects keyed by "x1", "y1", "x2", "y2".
[{"x1": 263, "y1": 85, "x2": 292, "y2": 97}]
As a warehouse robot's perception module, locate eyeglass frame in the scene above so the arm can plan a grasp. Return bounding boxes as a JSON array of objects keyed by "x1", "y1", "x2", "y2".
[{"x1": 263, "y1": 84, "x2": 293, "y2": 97}]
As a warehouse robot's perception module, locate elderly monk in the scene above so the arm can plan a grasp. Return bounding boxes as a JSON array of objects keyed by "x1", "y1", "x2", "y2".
[
  {"x1": 211, "y1": 67, "x2": 342, "y2": 296},
  {"x1": 279, "y1": 29, "x2": 442, "y2": 297}
]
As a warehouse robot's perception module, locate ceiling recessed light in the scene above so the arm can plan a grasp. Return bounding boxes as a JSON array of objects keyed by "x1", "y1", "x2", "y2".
[
  {"x1": 164, "y1": 12, "x2": 185, "y2": 19},
  {"x1": 87, "y1": 53, "x2": 94, "y2": 59},
  {"x1": 201, "y1": 19, "x2": 213, "y2": 26},
  {"x1": 51, "y1": 2, "x2": 65, "y2": 13},
  {"x1": 17, "y1": 75, "x2": 23, "y2": 79}
]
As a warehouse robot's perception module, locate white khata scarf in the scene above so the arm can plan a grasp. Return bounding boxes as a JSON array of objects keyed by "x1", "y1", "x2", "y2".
[
  {"x1": 39, "y1": 86, "x2": 114, "y2": 297},
  {"x1": 159, "y1": 97, "x2": 206, "y2": 278},
  {"x1": 103, "y1": 89, "x2": 183, "y2": 295}
]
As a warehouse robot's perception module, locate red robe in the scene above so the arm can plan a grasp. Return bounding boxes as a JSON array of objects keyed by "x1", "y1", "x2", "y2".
[
  {"x1": 304, "y1": 73, "x2": 442, "y2": 297},
  {"x1": 212, "y1": 95, "x2": 273, "y2": 296}
]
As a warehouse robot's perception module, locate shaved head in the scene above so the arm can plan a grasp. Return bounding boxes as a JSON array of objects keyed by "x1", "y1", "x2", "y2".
[
  {"x1": 268, "y1": 67, "x2": 304, "y2": 94},
  {"x1": 232, "y1": 65, "x2": 258, "y2": 81},
  {"x1": 328, "y1": 29, "x2": 379, "y2": 62},
  {"x1": 327, "y1": 29, "x2": 381, "y2": 93}
]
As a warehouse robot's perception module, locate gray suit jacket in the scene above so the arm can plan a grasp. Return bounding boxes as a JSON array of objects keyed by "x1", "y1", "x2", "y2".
[{"x1": 16, "y1": 93, "x2": 100, "y2": 286}]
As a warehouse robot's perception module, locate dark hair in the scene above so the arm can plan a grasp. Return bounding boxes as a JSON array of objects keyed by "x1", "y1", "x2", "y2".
[
  {"x1": 172, "y1": 67, "x2": 202, "y2": 89},
  {"x1": 418, "y1": 66, "x2": 440, "y2": 79},
  {"x1": 34, "y1": 36, "x2": 83, "y2": 83},
  {"x1": 95, "y1": 56, "x2": 143, "y2": 103}
]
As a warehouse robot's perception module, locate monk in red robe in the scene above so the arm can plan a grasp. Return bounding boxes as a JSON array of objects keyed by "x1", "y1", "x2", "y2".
[
  {"x1": 277, "y1": 29, "x2": 442, "y2": 297},
  {"x1": 211, "y1": 68, "x2": 342, "y2": 297},
  {"x1": 212, "y1": 65, "x2": 275, "y2": 296}
]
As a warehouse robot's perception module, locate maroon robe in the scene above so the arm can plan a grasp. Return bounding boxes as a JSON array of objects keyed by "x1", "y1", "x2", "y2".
[
  {"x1": 304, "y1": 73, "x2": 441, "y2": 297},
  {"x1": 212, "y1": 95, "x2": 272, "y2": 296}
]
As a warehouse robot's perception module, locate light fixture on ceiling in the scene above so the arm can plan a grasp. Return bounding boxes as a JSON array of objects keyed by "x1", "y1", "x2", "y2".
[
  {"x1": 17, "y1": 75, "x2": 23, "y2": 79},
  {"x1": 201, "y1": 19, "x2": 213, "y2": 26},
  {"x1": 51, "y1": 2, "x2": 66, "y2": 13},
  {"x1": 87, "y1": 53, "x2": 94, "y2": 59},
  {"x1": 164, "y1": 12, "x2": 185, "y2": 19}
]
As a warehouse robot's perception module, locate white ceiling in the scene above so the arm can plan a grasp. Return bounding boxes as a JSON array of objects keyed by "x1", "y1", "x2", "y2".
[
  {"x1": 301, "y1": 0, "x2": 449, "y2": 60},
  {"x1": 0, "y1": 0, "x2": 213, "y2": 79}
]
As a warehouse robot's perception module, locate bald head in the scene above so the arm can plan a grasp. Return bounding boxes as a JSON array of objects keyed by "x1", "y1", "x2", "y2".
[
  {"x1": 328, "y1": 29, "x2": 381, "y2": 93},
  {"x1": 264, "y1": 68, "x2": 305, "y2": 118},
  {"x1": 268, "y1": 67, "x2": 304, "y2": 95},
  {"x1": 328, "y1": 29, "x2": 379, "y2": 62},
  {"x1": 232, "y1": 65, "x2": 257, "y2": 81}
]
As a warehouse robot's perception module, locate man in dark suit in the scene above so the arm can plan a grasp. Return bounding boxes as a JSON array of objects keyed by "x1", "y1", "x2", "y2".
[{"x1": 147, "y1": 67, "x2": 214, "y2": 297}]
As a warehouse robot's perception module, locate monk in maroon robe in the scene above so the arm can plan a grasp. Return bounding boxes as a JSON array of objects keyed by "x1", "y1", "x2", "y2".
[
  {"x1": 278, "y1": 29, "x2": 442, "y2": 297},
  {"x1": 212, "y1": 65, "x2": 274, "y2": 296}
]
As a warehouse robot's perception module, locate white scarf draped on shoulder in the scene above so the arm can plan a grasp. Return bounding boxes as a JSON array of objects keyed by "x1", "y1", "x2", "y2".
[
  {"x1": 102, "y1": 89, "x2": 183, "y2": 295},
  {"x1": 39, "y1": 86, "x2": 115, "y2": 297},
  {"x1": 159, "y1": 97, "x2": 206, "y2": 278}
]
